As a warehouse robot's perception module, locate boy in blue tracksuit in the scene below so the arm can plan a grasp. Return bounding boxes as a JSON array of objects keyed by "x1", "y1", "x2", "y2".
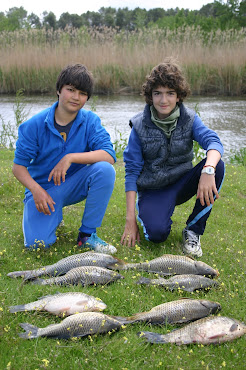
[
  {"x1": 121, "y1": 59, "x2": 225, "y2": 257},
  {"x1": 13, "y1": 63, "x2": 117, "y2": 253}
]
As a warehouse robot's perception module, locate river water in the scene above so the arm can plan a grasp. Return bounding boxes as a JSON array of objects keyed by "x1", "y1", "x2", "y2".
[{"x1": 0, "y1": 94, "x2": 245, "y2": 162}]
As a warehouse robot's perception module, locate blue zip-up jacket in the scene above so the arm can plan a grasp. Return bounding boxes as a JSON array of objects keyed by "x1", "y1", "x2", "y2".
[
  {"x1": 14, "y1": 102, "x2": 116, "y2": 195},
  {"x1": 124, "y1": 104, "x2": 224, "y2": 192}
]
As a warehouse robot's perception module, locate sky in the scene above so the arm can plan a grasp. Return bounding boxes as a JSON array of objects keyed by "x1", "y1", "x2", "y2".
[{"x1": 0, "y1": 0, "x2": 213, "y2": 18}]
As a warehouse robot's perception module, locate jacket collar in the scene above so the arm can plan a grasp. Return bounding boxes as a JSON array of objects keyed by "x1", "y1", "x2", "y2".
[
  {"x1": 143, "y1": 103, "x2": 187, "y2": 128},
  {"x1": 45, "y1": 101, "x2": 85, "y2": 130}
]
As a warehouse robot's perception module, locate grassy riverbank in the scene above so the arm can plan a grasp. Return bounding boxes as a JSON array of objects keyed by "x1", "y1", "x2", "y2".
[
  {"x1": 0, "y1": 27, "x2": 246, "y2": 95},
  {"x1": 0, "y1": 149, "x2": 245, "y2": 369}
]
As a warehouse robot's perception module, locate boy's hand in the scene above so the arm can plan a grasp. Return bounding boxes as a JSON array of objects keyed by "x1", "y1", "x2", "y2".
[
  {"x1": 32, "y1": 187, "x2": 55, "y2": 215},
  {"x1": 197, "y1": 173, "x2": 219, "y2": 206},
  {"x1": 121, "y1": 219, "x2": 140, "y2": 247},
  {"x1": 48, "y1": 155, "x2": 72, "y2": 185}
]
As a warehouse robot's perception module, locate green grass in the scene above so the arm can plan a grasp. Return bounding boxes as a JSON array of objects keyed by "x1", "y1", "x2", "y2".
[{"x1": 0, "y1": 149, "x2": 245, "y2": 369}]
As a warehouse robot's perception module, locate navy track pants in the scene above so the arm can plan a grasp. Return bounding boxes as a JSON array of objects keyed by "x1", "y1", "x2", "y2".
[{"x1": 137, "y1": 159, "x2": 225, "y2": 243}]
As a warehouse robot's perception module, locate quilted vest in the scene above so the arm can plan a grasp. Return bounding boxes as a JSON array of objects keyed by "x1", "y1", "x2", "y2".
[{"x1": 130, "y1": 103, "x2": 195, "y2": 190}]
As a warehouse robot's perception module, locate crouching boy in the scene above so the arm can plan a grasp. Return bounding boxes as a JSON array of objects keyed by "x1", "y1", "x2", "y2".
[{"x1": 13, "y1": 63, "x2": 117, "y2": 254}]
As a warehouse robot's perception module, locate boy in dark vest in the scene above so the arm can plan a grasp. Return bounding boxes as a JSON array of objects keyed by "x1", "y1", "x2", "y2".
[
  {"x1": 121, "y1": 59, "x2": 225, "y2": 257},
  {"x1": 13, "y1": 63, "x2": 117, "y2": 254}
]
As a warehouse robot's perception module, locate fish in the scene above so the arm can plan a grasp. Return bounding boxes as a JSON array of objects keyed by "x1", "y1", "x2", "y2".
[
  {"x1": 32, "y1": 266, "x2": 124, "y2": 286},
  {"x1": 136, "y1": 274, "x2": 219, "y2": 292},
  {"x1": 9, "y1": 292, "x2": 107, "y2": 316},
  {"x1": 18, "y1": 312, "x2": 122, "y2": 339},
  {"x1": 110, "y1": 254, "x2": 218, "y2": 277},
  {"x1": 7, "y1": 252, "x2": 125, "y2": 281},
  {"x1": 137, "y1": 316, "x2": 246, "y2": 345},
  {"x1": 110, "y1": 299, "x2": 221, "y2": 325}
]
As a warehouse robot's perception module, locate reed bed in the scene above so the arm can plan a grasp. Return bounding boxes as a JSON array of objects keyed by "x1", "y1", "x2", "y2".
[{"x1": 0, "y1": 26, "x2": 245, "y2": 95}]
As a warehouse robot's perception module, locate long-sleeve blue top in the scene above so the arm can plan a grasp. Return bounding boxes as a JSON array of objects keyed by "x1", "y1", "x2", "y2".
[
  {"x1": 14, "y1": 102, "x2": 116, "y2": 195},
  {"x1": 123, "y1": 109, "x2": 224, "y2": 192}
]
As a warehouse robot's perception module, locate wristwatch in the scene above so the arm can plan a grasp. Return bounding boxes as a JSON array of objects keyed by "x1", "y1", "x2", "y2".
[{"x1": 201, "y1": 166, "x2": 215, "y2": 175}]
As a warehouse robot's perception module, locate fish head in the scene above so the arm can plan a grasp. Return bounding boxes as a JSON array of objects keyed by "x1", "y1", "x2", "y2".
[
  {"x1": 195, "y1": 261, "x2": 219, "y2": 277},
  {"x1": 229, "y1": 319, "x2": 246, "y2": 335},
  {"x1": 113, "y1": 272, "x2": 125, "y2": 280},
  {"x1": 200, "y1": 300, "x2": 221, "y2": 314},
  {"x1": 93, "y1": 301, "x2": 107, "y2": 312}
]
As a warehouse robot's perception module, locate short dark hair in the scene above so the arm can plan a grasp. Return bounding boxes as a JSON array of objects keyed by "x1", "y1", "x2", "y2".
[
  {"x1": 56, "y1": 63, "x2": 94, "y2": 100},
  {"x1": 142, "y1": 58, "x2": 191, "y2": 105}
]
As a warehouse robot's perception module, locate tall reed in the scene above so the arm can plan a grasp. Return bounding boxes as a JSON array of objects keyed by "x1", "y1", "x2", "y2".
[{"x1": 0, "y1": 26, "x2": 245, "y2": 95}]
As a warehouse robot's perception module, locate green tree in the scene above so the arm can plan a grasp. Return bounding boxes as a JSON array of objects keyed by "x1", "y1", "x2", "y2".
[
  {"x1": 58, "y1": 12, "x2": 84, "y2": 29},
  {"x1": 43, "y1": 11, "x2": 57, "y2": 29},
  {"x1": 27, "y1": 12, "x2": 41, "y2": 29},
  {"x1": 133, "y1": 7, "x2": 147, "y2": 29},
  {"x1": 6, "y1": 6, "x2": 27, "y2": 30},
  {"x1": 99, "y1": 7, "x2": 116, "y2": 27}
]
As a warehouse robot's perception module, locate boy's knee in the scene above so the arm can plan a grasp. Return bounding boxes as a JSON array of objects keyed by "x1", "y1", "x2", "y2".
[
  {"x1": 146, "y1": 224, "x2": 171, "y2": 243},
  {"x1": 93, "y1": 162, "x2": 116, "y2": 184}
]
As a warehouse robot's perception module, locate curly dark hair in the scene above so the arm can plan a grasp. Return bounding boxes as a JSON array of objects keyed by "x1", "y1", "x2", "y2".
[
  {"x1": 56, "y1": 63, "x2": 94, "y2": 100},
  {"x1": 142, "y1": 58, "x2": 191, "y2": 105}
]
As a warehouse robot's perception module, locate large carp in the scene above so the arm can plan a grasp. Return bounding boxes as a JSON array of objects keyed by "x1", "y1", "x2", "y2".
[
  {"x1": 9, "y1": 292, "x2": 107, "y2": 316},
  {"x1": 110, "y1": 299, "x2": 221, "y2": 325},
  {"x1": 136, "y1": 274, "x2": 219, "y2": 292},
  {"x1": 7, "y1": 252, "x2": 125, "y2": 281},
  {"x1": 18, "y1": 312, "x2": 122, "y2": 339},
  {"x1": 33, "y1": 266, "x2": 124, "y2": 286},
  {"x1": 110, "y1": 254, "x2": 218, "y2": 277},
  {"x1": 138, "y1": 316, "x2": 246, "y2": 345}
]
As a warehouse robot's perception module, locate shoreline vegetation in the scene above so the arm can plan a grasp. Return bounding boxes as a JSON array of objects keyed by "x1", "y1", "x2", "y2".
[{"x1": 0, "y1": 26, "x2": 246, "y2": 96}]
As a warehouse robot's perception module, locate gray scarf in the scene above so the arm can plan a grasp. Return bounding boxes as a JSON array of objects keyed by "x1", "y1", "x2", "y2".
[{"x1": 150, "y1": 105, "x2": 180, "y2": 138}]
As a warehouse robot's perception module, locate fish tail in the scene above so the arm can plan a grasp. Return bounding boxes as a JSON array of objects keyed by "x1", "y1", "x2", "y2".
[
  {"x1": 108, "y1": 315, "x2": 136, "y2": 324},
  {"x1": 18, "y1": 323, "x2": 39, "y2": 339},
  {"x1": 107, "y1": 257, "x2": 127, "y2": 270},
  {"x1": 137, "y1": 331, "x2": 166, "y2": 343},
  {"x1": 9, "y1": 304, "x2": 26, "y2": 313},
  {"x1": 136, "y1": 277, "x2": 151, "y2": 285},
  {"x1": 108, "y1": 263, "x2": 127, "y2": 270},
  {"x1": 7, "y1": 270, "x2": 31, "y2": 279}
]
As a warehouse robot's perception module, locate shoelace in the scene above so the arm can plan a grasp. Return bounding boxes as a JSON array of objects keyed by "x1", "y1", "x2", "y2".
[{"x1": 185, "y1": 231, "x2": 200, "y2": 248}]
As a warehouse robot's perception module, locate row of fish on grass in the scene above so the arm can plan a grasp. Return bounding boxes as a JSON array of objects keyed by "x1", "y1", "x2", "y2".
[
  {"x1": 7, "y1": 251, "x2": 246, "y2": 344},
  {"x1": 9, "y1": 292, "x2": 246, "y2": 344},
  {"x1": 7, "y1": 252, "x2": 219, "y2": 291}
]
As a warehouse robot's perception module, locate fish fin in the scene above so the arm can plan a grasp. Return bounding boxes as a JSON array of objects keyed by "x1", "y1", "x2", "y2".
[
  {"x1": 23, "y1": 272, "x2": 39, "y2": 281},
  {"x1": 185, "y1": 255, "x2": 196, "y2": 261},
  {"x1": 37, "y1": 294, "x2": 55, "y2": 300},
  {"x1": 208, "y1": 333, "x2": 226, "y2": 340},
  {"x1": 137, "y1": 331, "x2": 166, "y2": 343},
  {"x1": 9, "y1": 304, "x2": 26, "y2": 313},
  {"x1": 183, "y1": 287, "x2": 195, "y2": 292},
  {"x1": 18, "y1": 323, "x2": 39, "y2": 339},
  {"x1": 136, "y1": 277, "x2": 151, "y2": 285}
]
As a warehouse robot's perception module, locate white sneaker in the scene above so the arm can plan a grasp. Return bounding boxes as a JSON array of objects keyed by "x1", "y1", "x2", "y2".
[{"x1": 182, "y1": 228, "x2": 203, "y2": 257}]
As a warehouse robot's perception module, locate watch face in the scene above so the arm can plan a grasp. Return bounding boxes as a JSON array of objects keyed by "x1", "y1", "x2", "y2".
[{"x1": 203, "y1": 167, "x2": 215, "y2": 174}]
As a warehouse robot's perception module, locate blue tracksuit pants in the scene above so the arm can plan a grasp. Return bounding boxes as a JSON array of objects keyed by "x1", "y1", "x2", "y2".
[
  {"x1": 23, "y1": 162, "x2": 115, "y2": 247},
  {"x1": 137, "y1": 159, "x2": 225, "y2": 243}
]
